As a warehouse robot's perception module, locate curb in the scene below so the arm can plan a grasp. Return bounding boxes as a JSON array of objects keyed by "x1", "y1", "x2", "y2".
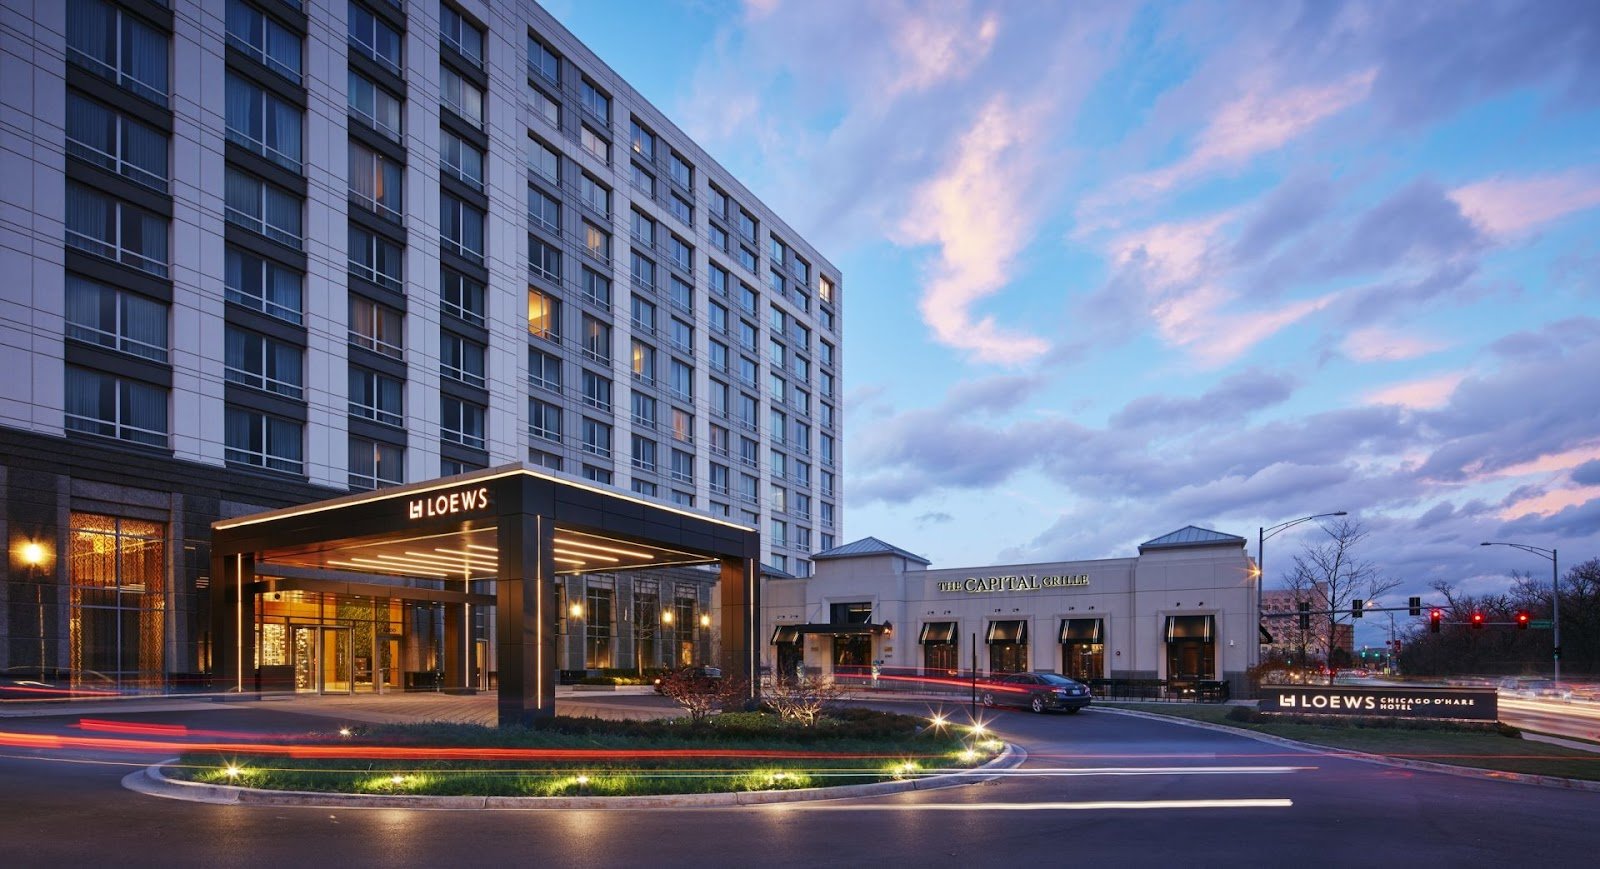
[
  {"x1": 1099, "y1": 707, "x2": 1600, "y2": 793},
  {"x1": 123, "y1": 743, "x2": 1027, "y2": 810}
]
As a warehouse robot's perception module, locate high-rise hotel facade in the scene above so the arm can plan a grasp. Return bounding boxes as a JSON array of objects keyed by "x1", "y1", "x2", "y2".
[{"x1": 0, "y1": 0, "x2": 841, "y2": 692}]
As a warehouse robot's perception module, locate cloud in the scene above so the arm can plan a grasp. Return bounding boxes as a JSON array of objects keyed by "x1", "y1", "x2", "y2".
[
  {"x1": 1450, "y1": 168, "x2": 1600, "y2": 238},
  {"x1": 1572, "y1": 460, "x2": 1600, "y2": 487},
  {"x1": 1326, "y1": 180, "x2": 1483, "y2": 274},
  {"x1": 1364, "y1": 372, "x2": 1468, "y2": 410},
  {"x1": 1340, "y1": 325, "x2": 1448, "y2": 362},
  {"x1": 1232, "y1": 174, "x2": 1339, "y2": 262},
  {"x1": 1111, "y1": 369, "x2": 1297, "y2": 430},
  {"x1": 915, "y1": 511, "x2": 954, "y2": 527}
]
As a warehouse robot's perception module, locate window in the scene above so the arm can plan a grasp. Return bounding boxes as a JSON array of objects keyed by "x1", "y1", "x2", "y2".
[
  {"x1": 529, "y1": 237, "x2": 562, "y2": 283},
  {"x1": 669, "y1": 153, "x2": 692, "y2": 188},
  {"x1": 709, "y1": 186, "x2": 729, "y2": 220},
  {"x1": 440, "y1": 3, "x2": 483, "y2": 67},
  {"x1": 529, "y1": 348, "x2": 562, "y2": 392},
  {"x1": 631, "y1": 295, "x2": 656, "y2": 333},
  {"x1": 820, "y1": 501, "x2": 835, "y2": 527},
  {"x1": 709, "y1": 339, "x2": 729, "y2": 373},
  {"x1": 792, "y1": 256, "x2": 810, "y2": 286},
  {"x1": 769, "y1": 371, "x2": 787, "y2": 404},
  {"x1": 582, "y1": 370, "x2": 612, "y2": 410},
  {"x1": 770, "y1": 304, "x2": 787, "y2": 334},
  {"x1": 710, "y1": 379, "x2": 729, "y2": 419},
  {"x1": 632, "y1": 434, "x2": 658, "y2": 472},
  {"x1": 669, "y1": 236, "x2": 693, "y2": 272},
  {"x1": 582, "y1": 316, "x2": 612, "y2": 363},
  {"x1": 770, "y1": 448, "x2": 787, "y2": 478},
  {"x1": 349, "y1": 141, "x2": 402, "y2": 220},
  {"x1": 440, "y1": 66, "x2": 484, "y2": 127},
  {"x1": 528, "y1": 185, "x2": 561, "y2": 234},
  {"x1": 669, "y1": 318, "x2": 693, "y2": 352},
  {"x1": 671, "y1": 408, "x2": 693, "y2": 443},
  {"x1": 529, "y1": 398, "x2": 562, "y2": 443},
  {"x1": 632, "y1": 478, "x2": 658, "y2": 497},
  {"x1": 738, "y1": 393, "x2": 759, "y2": 430},
  {"x1": 769, "y1": 338, "x2": 787, "y2": 369},
  {"x1": 631, "y1": 252, "x2": 657, "y2": 290},
  {"x1": 630, "y1": 119, "x2": 655, "y2": 160},
  {"x1": 795, "y1": 492, "x2": 811, "y2": 519},
  {"x1": 225, "y1": 325, "x2": 303, "y2": 398},
  {"x1": 770, "y1": 520, "x2": 788, "y2": 547},
  {"x1": 821, "y1": 470, "x2": 835, "y2": 497},
  {"x1": 794, "y1": 387, "x2": 810, "y2": 416},
  {"x1": 580, "y1": 174, "x2": 611, "y2": 216},
  {"x1": 793, "y1": 354, "x2": 810, "y2": 382},
  {"x1": 349, "y1": 367, "x2": 403, "y2": 426},
  {"x1": 225, "y1": 169, "x2": 302, "y2": 247},
  {"x1": 529, "y1": 35, "x2": 561, "y2": 84},
  {"x1": 709, "y1": 462, "x2": 729, "y2": 495},
  {"x1": 669, "y1": 193, "x2": 693, "y2": 225},
  {"x1": 582, "y1": 267, "x2": 612, "y2": 309},
  {"x1": 349, "y1": 437, "x2": 402, "y2": 490},
  {"x1": 441, "y1": 194, "x2": 485, "y2": 262},
  {"x1": 580, "y1": 125, "x2": 609, "y2": 164},
  {"x1": 709, "y1": 224, "x2": 728, "y2": 253},
  {"x1": 631, "y1": 162, "x2": 656, "y2": 197},
  {"x1": 669, "y1": 358, "x2": 693, "y2": 400},
  {"x1": 65, "y1": 183, "x2": 168, "y2": 277},
  {"x1": 581, "y1": 78, "x2": 610, "y2": 122},
  {"x1": 820, "y1": 402, "x2": 834, "y2": 428},
  {"x1": 65, "y1": 92, "x2": 168, "y2": 192},
  {"x1": 582, "y1": 417, "x2": 612, "y2": 458},
  {"x1": 67, "y1": 0, "x2": 169, "y2": 105},
  {"x1": 225, "y1": 406, "x2": 301, "y2": 472},
  {"x1": 709, "y1": 301, "x2": 729, "y2": 335},
  {"x1": 226, "y1": 0, "x2": 301, "y2": 81},
  {"x1": 631, "y1": 390, "x2": 657, "y2": 428},
  {"x1": 770, "y1": 408, "x2": 787, "y2": 444},
  {"x1": 820, "y1": 434, "x2": 835, "y2": 466},
  {"x1": 583, "y1": 464, "x2": 613, "y2": 485},
  {"x1": 528, "y1": 136, "x2": 559, "y2": 182},
  {"x1": 769, "y1": 268, "x2": 786, "y2": 297},
  {"x1": 65, "y1": 275, "x2": 168, "y2": 362},
  {"x1": 739, "y1": 320, "x2": 759, "y2": 351},
  {"x1": 770, "y1": 484, "x2": 787, "y2": 514},
  {"x1": 531, "y1": 86, "x2": 560, "y2": 129},
  {"x1": 349, "y1": 295, "x2": 403, "y2": 358},
  {"x1": 820, "y1": 533, "x2": 834, "y2": 551},
  {"x1": 739, "y1": 246, "x2": 758, "y2": 272},
  {"x1": 738, "y1": 210, "x2": 757, "y2": 243},
  {"x1": 584, "y1": 222, "x2": 611, "y2": 263},
  {"x1": 441, "y1": 268, "x2": 485, "y2": 324},
  {"x1": 820, "y1": 340, "x2": 835, "y2": 367},
  {"x1": 740, "y1": 283, "x2": 759, "y2": 313},
  {"x1": 795, "y1": 526, "x2": 811, "y2": 552},
  {"x1": 794, "y1": 461, "x2": 810, "y2": 488},
  {"x1": 441, "y1": 396, "x2": 486, "y2": 449},
  {"x1": 670, "y1": 489, "x2": 693, "y2": 507},
  {"x1": 631, "y1": 210, "x2": 655, "y2": 246},
  {"x1": 442, "y1": 458, "x2": 483, "y2": 476},
  {"x1": 226, "y1": 246, "x2": 302, "y2": 323},
  {"x1": 529, "y1": 448, "x2": 562, "y2": 472},
  {"x1": 348, "y1": 69, "x2": 401, "y2": 141},
  {"x1": 670, "y1": 448, "x2": 693, "y2": 483},
  {"x1": 64, "y1": 365, "x2": 167, "y2": 447},
  {"x1": 738, "y1": 473, "x2": 759, "y2": 503},
  {"x1": 348, "y1": 2, "x2": 401, "y2": 73},
  {"x1": 820, "y1": 276, "x2": 835, "y2": 304},
  {"x1": 631, "y1": 339, "x2": 656, "y2": 383},
  {"x1": 441, "y1": 129, "x2": 484, "y2": 189},
  {"x1": 793, "y1": 322, "x2": 811, "y2": 350},
  {"x1": 820, "y1": 370, "x2": 835, "y2": 398},
  {"x1": 225, "y1": 73, "x2": 301, "y2": 170},
  {"x1": 769, "y1": 236, "x2": 787, "y2": 266},
  {"x1": 528, "y1": 288, "x2": 561, "y2": 341},
  {"x1": 348, "y1": 224, "x2": 402, "y2": 291},
  {"x1": 440, "y1": 331, "x2": 486, "y2": 387}
]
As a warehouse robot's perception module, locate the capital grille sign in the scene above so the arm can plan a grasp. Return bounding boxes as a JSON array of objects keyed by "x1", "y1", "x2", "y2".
[
  {"x1": 1259, "y1": 686, "x2": 1496, "y2": 721},
  {"x1": 407, "y1": 486, "x2": 491, "y2": 520},
  {"x1": 937, "y1": 574, "x2": 1090, "y2": 594}
]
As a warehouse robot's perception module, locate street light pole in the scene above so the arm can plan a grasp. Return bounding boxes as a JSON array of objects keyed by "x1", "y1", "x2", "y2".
[
  {"x1": 1481, "y1": 542, "x2": 1559, "y2": 686},
  {"x1": 21, "y1": 542, "x2": 47, "y2": 680},
  {"x1": 1258, "y1": 512, "x2": 1347, "y2": 656}
]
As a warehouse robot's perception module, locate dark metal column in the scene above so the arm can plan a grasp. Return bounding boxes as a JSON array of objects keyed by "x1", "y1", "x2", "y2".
[
  {"x1": 496, "y1": 512, "x2": 556, "y2": 725},
  {"x1": 718, "y1": 554, "x2": 759, "y2": 704},
  {"x1": 209, "y1": 552, "x2": 255, "y2": 693}
]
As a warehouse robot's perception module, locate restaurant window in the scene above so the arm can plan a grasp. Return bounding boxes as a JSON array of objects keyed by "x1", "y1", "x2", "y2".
[
  {"x1": 1164, "y1": 615, "x2": 1215, "y2": 680},
  {"x1": 1060, "y1": 618, "x2": 1105, "y2": 682},
  {"x1": 68, "y1": 513, "x2": 166, "y2": 688},
  {"x1": 986, "y1": 620, "x2": 1028, "y2": 674},
  {"x1": 920, "y1": 622, "x2": 958, "y2": 674}
]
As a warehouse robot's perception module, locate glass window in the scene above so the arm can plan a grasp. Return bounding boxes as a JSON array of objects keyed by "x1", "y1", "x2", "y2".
[
  {"x1": 709, "y1": 224, "x2": 728, "y2": 253},
  {"x1": 820, "y1": 276, "x2": 835, "y2": 304},
  {"x1": 631, "y1": 210, "x2": 655, "y2": 246},
  {"x1": 631, "y1": 391, "x2": 657, "y2": 428},
  {"x1": 347, "y1": 1, "x2": 401, "y2": 73},
  {"x1": 820, "y1": 434, "x2": 835, "y2": 466},
  {"x1": 630, "y1": 252, "x2": 656, "y2": 289},
  {"x1": 529, "y1": 348, "x2": 562, "y2": 392},
  {"x1": 739, "y1": 246, "x2": 758, "y2": 272},
  {"x1": 225, "y1": 246, "x2": 302, "y2": 323},
  {"x1": 580, "y1": 77, "x2": 610, "y2": 122},
  {"x1": 669, "y1": 193, "x2": 692, "y2": 225},
  {"x1": 440, "y1": 330, "x2": 486, "y2": 387},
  {"x1": 439, "y1": 3, "x2": 483, "y2": 67},
  {"x1": 349, "y1": 294, "x2": 403, "y2": 358},
  {"x1": 670, "y1": 358, "x2": 693, "y2": 400},
  {"x1": 630, "y1": 119, "x2": 656, "y2": 160},
  {"x1": 709, "y1": 300, "x2": 728, "y2": 334},
  {"x1": 738, "y1": 210, "x2": 757, "y2": 243},
  {"x1": 349, "y1": 141, "x2": 402, "y2": 220},
  {"x1": 531, "y1": 86, "x2": 560, "y2": 128},
  {"x1": 348, "y1": 69, "x2": 402, "y2": 141},
  {"x1": 225, "y1": 168, "x2": 302, "y2": 247},
  {"x1": 631, "y1": 162, "x2": 656, "y2": 197},
  {"x1": 440, "y1": 66, "x2": 484, "y2": 127},
  {"x1": 441, "y1": 267, "x2": 485, "y2": 325},
  {"x1": 709, "y1": 187, "x2": 729, "y2": 220},
  {"x1": 739, "y1": 320, "x2": 758, "y2": 351},
  {"x1": 349, "y1": 437, "x2": 403, "y2": 490},
  {"x1": 632, "y1": 434, "x2": 658, "y2": 472},
  {"x1": 225, "y1": 406, "x2": 302, "y2": 472},
  {"x1": 669, "y1": 236, "x2": 693, "y2": 272},
  {"x1": 580, "y1": 125, "x2": 609, "y2": 164},
  {"x1": 440, "y1": 128, "x2": 484, "y2": 189},
  {"x1": 225, "y1": 73, "x2": 301, "y2": 170},
  {"x1": 441, "y1": 194, "x2": 485, "y2": 262},
  {"x1": 709, "y1": 265, "x2": 729, "y2": 297},
  {"x1": 670, "y1": 277, "x2": 693, "y2": 314},
  {"x1": 669, "y1": 317, "x2": 693, "y2": 351},
  {"x1": 582, "y1": 417, "x2": 613, "y2": 458},
  {"x1": 528, "y1": 136, "x2": 560, "y2": 182},
  {"x1": 226, "y1": 0, "x2": 301, "y2": 81},
  {"x1": 64, "y1": 183, "x2": 168, "y2": 277},
  {"x1": 64, "y1": 365, "x2": 167, "y2": 447},
  {"x1": 348, "y1": 224, "x2": 403, "y2": 290},
  {"x1": 739, "y1": 283, "x2": 759, "y2": 313},
  {"x1": 64, "y1": 275, "x2": 168, "y2": 362},
  {"x1": 65, "y1": 92, "x2": 168, "y2": 192},
  {"x1": 582, "y1": 315, "x2": 612, "y2": 363},
  {"x1": 528, "y1": 288, "x2": 560, "y2": 341},
  {"x1": 529, "y1": 35, "x2": 561, "y2": 84},
  {"x1": 631, "y1": 339, "x2": 656, "y2": 382},
  {"x1": 631, "y1": 294, "x2": 656, "y2": 332},
  {"x1": 529, "y1": 398, "x2": 562, "y2": 443},
  {"x1": 583, "y1": 464, "x2": 613, "y2": 485},
  {"x1": 671, "y1": 408, "x2": 693, "y2": 444},
  {"x1": 66, "y1": 0, "x2": 169, "y2": 105},
  {"x1": 440, "y1": 395, "x2": 486, "y2": 450},
  {"x1": 709, "y1": 339, "x2": 729, "y2": 372},
  {"x1": 582, "y1": 370, "x2": 612, "y2": 410},
  {"x1": 769, "y1": 236, "x2": 787, "y2": 266},
  {"x1": 580, "y1": 174, "x2": 610, "y2": 216},
  {"x1": 530, "y1": 236, "x2": 562, "y2": 283},
  {"x1": 584, "y1": 222, "x2": 611, "y2": 262},
  {"x1": 225, "y1": 324, "x2": 303, "y2": 398},
  {"x1": 528, "y1": 185, "x2": 561, "y2": 234},
  {"x1": 669, "y1": 153, "x2": 692, "y2": 188},
  {"x1": 582, "y1": 267, "x2": 612, "y2": 308}
]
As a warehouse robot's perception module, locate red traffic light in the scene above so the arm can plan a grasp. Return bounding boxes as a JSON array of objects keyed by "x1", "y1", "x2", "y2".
[
  {"x1": 1516, "y1": 611, "x2": 1530, "y2": 629},
  {"x1": 1429, "y1": 608, "x2": 1443, "y2": 633},
  {"x1": 1471, "y1": 612, "x2": 1485, "y2": 629}
]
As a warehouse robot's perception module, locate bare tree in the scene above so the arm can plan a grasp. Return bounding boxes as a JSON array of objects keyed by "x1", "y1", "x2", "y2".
[
  {"x1": 764, "y1": 675, "x2": 846, "y2": 727},
  {"x1": 1286, "y1": 518, "x2": 1400, "y2": 682}
]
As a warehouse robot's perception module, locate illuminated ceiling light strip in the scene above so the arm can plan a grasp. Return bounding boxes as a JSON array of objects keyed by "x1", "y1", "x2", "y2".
[
  {"x1": 350, "y1": 555, "x2": 488, "y2": 576},
  {"x1": 553, "y1": 548, "x2": 618, "y2": 563},
  {"x1": 465, "y1": 544, "x2": 498, "y2": 553},
  {"x1": 389, "y1": 551, "x2": 495, "y2": 567},
  {"x1": 553, "y1": 556, "x2": 584, "y2": 566},
  {"x1": 552, "y1": 538, "x2": 654, "y2": 559},
  {"x1": 332, "y1": 558, "x2": 449, "y2": 579},
  {"x1": 406, "y1": 549, "x2": 496, "y2": 563},
  {"x1": 432, "y1": 548, "x2": 499, "y2": 560}
]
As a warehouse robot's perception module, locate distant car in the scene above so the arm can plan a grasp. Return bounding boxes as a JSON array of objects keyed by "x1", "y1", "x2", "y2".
[
  {"x1": 0, "y1": 667, "x2": 118, "y2": 701},
  {"x1": 981, "y1": 672, "x2": 1093, "y2": 714},
  {"x1": 653, "y1": 665, "x2": 723, "y2": 695},
  {"x1": 1518, "y1": 680, "x2": 1573, "y2": 701}
]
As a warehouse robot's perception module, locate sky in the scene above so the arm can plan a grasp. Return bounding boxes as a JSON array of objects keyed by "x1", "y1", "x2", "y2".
[{"x1": 545, "y1": 0, "x2": 1600, "y2": 646}]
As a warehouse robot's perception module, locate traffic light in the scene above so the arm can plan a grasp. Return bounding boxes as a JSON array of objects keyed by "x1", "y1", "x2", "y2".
[
  {"x1": 1516, "y1": 611, "x2": 1530, "y2": 630},
  {"x1": 1429, "y1": 609, "x2": 1442, "y2": 633},
  {"x1": 1392, "y1": 639, "x2": 1402, "y2": 653},
  {"x1": 1471, "y1": 612, "x2": 1485, "y2": 629},
  {"x1": 1352, "y1": 598, "x2": 1364, "y2": 618},
  {"x1": 1409, "y1": 596, "x2": 1422, "y2": 617},
  {"x1": 1298, "y1": 601, "x2": 1310, "y2": 630}
]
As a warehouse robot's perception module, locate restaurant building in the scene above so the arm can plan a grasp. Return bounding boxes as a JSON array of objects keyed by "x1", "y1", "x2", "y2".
[{"x1": 762, "y1": 526, "x2": 1260, "y2": 696}]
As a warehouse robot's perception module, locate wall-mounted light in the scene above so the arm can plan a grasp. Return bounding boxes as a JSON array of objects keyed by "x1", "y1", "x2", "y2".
[
  {"x1": 21, "y1": 542, "x2": 47, "y2": 566},
  {"x1": 661, "y1": 610, "x2": 674, "y2": 625},
  {"x1": 569, "y1": 602, "x2": 584, "y2": 619},
  {"x1": 698, "y1": 613, "x2": 711, "y2": 628}
]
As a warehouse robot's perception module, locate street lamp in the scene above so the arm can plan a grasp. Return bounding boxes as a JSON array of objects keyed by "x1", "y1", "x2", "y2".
[
  {"x1": 1258, "y1": 513, "x2": 1347, "y2": 653},
  {"x1": 21, "y1": 542, "x2": 47, "y2": 680},
  {"x1": 1481, "y1": 541, "x2": 1559, "y2": 686}
]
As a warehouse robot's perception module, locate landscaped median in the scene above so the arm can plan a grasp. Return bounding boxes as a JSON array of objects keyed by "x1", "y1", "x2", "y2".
[
  {"x1": 152, "y1": 708, "x2": 1014, "y2": 803},
  {"x1": 1110, "y1": 703, "x2": 1600, "y2": 783}
]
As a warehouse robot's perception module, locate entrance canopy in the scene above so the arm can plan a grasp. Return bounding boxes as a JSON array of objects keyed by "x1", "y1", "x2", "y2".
[{"x1": 210, "y1": 464, "x2": 760, "y2": 726}]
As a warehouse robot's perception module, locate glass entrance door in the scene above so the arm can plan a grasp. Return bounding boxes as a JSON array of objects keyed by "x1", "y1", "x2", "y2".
[
  {"x1": 291, "y1": 626, "x2": 354, "y2": 694},
  {"x1": 376, "y1": 635, "x2": 402, "y2": 694}
]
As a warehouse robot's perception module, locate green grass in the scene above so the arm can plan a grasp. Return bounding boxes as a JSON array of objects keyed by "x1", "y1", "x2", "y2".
[
  {"x1": 169, "y1": 709, "x2": 993, "y2": 797},
  {"x1": 1115, "y1": 703, "x2": 1600, "y2": 781}
]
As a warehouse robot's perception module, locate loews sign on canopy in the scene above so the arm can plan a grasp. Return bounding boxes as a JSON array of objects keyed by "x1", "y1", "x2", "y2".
[
  {"x1": 407, "y1": 486, "x2": 491, "y2": 520},
  {"x1": 937, "y1": 574, "x2": 1090, "y2": 594},
  {"x1": 1259, "y1": 686, "x2": 1496, "y2": 721}
]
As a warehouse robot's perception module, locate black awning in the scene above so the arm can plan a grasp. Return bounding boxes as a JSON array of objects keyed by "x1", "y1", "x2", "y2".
[
  {"x1": 1259, "y1": 623, "x2": 1274, "y2": 644},
  {"x1": 1059, "y1": 618, "x2": 1103, "y2": 643},
  {"x1": 1165, "y1": 614, "x2": 1215, "y2": 642},
  {"x1": 918, "y1": 621, "x2": 957, "y2": 644},
  {"x1": 986, "y1": 619, "x2": 1028, "y2": 644},
  {"x1": 771, "y1": 625, "x2": 800, "y2": 644},
  {"x1": 794, "y1": 623, "x2": 882, "y2": 636}
]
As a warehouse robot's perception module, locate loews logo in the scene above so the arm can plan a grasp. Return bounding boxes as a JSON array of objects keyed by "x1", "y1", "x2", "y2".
[
  {"x1": 937, "y1": 574, "x2": 1090, "y2": 594},
  {"x1": 407, "y1": 486, "x2": 491, "y2": 520}
]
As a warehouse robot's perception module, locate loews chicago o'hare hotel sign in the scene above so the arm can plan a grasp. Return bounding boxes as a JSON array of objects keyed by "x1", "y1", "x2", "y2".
[
  {"x1": 408, "y1": 486, "x2": 491, "y2": 520},
  {"x1": 937, "y1": 574, "x2": 1090, "y2": 594}
]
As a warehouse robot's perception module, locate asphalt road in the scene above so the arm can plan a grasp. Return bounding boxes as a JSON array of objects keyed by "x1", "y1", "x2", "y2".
[{"x1": 2, "y1": 698, "x2": 1597, "y2": 868}]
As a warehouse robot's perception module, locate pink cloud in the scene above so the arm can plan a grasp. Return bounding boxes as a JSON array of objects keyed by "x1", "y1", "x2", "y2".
[
  {"x1": 1500, "y1": 485, "x2": 1600, "y2": 520},
  {"x1": 1364, "y1": 371, "x2": 1468, "y2": 409},
  {"x1": 1450, "y1": 168, "x2": 1600, "y2": 237},
  {"x1": 1340, "y1": 325, "x2": 1448, "y2": 362}
]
